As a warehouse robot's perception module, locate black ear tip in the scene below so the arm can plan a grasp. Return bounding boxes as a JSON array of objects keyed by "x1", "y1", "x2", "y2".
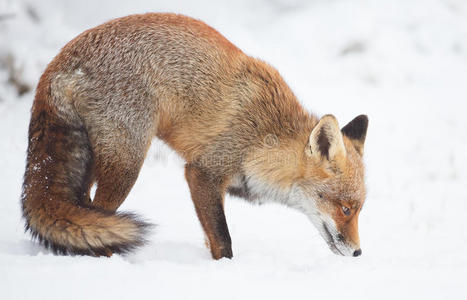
[
  {"x1": 356, "y1": 114, "x2": 369, "y2": 126},
  {"x1": 341, "y1": 114, "x2": 369, "y2": 140},
  {"x1": 351, "y1": 115, "x2": 369, "y2": 131}
]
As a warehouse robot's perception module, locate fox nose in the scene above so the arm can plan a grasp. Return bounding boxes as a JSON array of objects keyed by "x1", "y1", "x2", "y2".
[{"x1": 353, "y1": 249, "x2": 362, "y2": 257}]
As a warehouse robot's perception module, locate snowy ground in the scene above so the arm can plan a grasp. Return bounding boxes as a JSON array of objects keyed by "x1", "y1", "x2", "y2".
[{"x1": 1, "y1": 0, "x2": 467, "y2": 299}]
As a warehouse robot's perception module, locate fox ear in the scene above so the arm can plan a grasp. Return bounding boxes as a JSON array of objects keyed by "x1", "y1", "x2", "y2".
[
  {"x1": 341, "y1": 115, "x2": 368, "y2": 156},
  {"x1": 308, "y1": 115, "x2": 346, "y2": 161}
]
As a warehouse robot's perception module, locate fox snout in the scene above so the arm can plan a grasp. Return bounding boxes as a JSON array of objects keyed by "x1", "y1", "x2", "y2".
[
  {"x1": 319, "y1": 218, "x2": 362, "y2": 257},
  {"x1": 353, "y1": 249, "x2": 362, "y2": 257}
]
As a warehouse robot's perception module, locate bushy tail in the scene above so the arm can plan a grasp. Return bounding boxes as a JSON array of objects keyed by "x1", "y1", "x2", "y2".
[{"x1": 21, "y1": 78, "x2": 151, "y2": 256}]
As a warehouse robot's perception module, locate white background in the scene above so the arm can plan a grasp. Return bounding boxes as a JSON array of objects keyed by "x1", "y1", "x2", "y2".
[{"x1": 1, "y1": 0, "x2": 467, "y2": 299}]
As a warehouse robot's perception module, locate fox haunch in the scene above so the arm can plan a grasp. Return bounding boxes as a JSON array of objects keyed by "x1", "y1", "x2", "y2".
[{"x1": 21, "y1": 71, "x2": 151, "y2": 256}]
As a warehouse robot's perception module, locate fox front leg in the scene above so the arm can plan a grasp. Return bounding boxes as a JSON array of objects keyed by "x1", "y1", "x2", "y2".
[{"x1": 185, "y1": 164, "x2": 232, "y2": 260}]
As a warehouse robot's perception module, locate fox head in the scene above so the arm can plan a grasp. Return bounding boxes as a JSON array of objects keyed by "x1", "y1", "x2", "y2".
[{"x1": 294, "y1": 114, "x2": 368, "y2": 257}]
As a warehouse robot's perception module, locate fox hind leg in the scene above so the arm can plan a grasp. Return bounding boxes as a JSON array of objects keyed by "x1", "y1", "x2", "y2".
[
  {"x1": 91, "y1": 138, "x2": 150, "y2": 212},
  {"x1": 92, "y1": 162, "x2": 142, "y2": 211}
]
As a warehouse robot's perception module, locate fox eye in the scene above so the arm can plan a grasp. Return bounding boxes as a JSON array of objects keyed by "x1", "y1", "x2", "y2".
[
  {"x1": 342, "y1": 206, "x2": 351, "y2": 216},
  {"x1": 318, "y1": 193, "x2": 323, "y2": 199}
]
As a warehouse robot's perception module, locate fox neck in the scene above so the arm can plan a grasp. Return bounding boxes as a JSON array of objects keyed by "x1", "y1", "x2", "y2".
[
  {"x1": 238, "y1": 174, "x2": 309, "y2": 210},
  {"x1": 240, "y1": 125, "x2": 316, "y2": 210},
  {"x1": 230, "y1": 59, "x2": 319, "y2": 208}
]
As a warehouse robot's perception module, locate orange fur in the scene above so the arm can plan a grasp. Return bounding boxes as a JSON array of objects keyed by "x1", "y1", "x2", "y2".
[{"x1": 22, "y1": 13, "x2": 368, "y2": 258}]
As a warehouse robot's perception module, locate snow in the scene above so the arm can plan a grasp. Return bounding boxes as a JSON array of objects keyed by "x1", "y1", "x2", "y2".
[{"x1": 1, "y1": 0, "x2": 467, "y2": 299}]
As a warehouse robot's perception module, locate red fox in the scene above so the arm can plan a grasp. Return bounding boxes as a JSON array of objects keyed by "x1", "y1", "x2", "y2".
[{"x1": 21, "y1": 13, "x2": 368, "y2": 259}]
